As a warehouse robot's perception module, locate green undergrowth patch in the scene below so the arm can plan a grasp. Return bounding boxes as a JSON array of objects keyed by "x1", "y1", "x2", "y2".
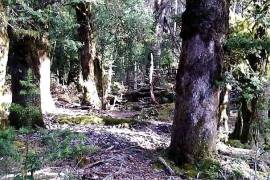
[
  {"x1": 40, "y1": 129, "x2": 99, "y2": 161},
  {"x1": 0, "y1": 128, "x2": 99, "y2": 178},
  {"x1": 153, "y1": 150, "x2": 236, "y2": 179},
  {"x1": 137, "y1": 103, "x2": 174, "y2": 122},
  {"x1": 58, "y1": 114, "x2": 135, "y2": 126},
  {"x1": 226, "y1": 139, "x2": 251, "y2": 149}
]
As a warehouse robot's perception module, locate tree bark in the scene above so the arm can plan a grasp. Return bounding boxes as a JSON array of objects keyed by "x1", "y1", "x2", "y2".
[
  {"x1": 218, "y1": 84, "x2": 231, "y2": 142},
  {"x1": 8, "y1": 35, "x2": 44, "y2": 129},
  {"x1": 169, "y1": 0, "x2": 229, "y2": 164},
  {"x1": 149, "y1": 53, "x2": 158, "y2": 104},
  {"x1": 0, "y1": 3, "x2": 9, "y2": 105},
  {"x1": 230, "y1": 98, "x2": 254, "y2": 143},
  {"x1": 251, "y1": 84, "x2": 270, "y2": 147},
  {"x1": 0, "y1": 3, "x2": 9, "y2": 127},
  {"x1": 75, "y1": 2, "x2": 101, "y2": 108},
  {"x1": 36, "y1": 36, "x2": 55, "y2": 114}
]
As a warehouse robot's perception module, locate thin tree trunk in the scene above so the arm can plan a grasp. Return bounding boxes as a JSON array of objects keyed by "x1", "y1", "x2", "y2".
[
  {"x1": 149, "y1": 53, "x2": 158, "y2": 104},
  {"x1": 218, "y1": 84, "x2": 231, "y2": 142},
  {"x1": 75, "y1": 2, "x2": 101, "y2": 108},
  {"x1": 103, "y1": 60, "x2": 113, "y2": 110},
  {"x1": 134, "y1": 61, "x2": 138, "y2": 90},
  {"x1": 93, "y1": 56, "x2": 103, "y2": 99},
  {"x1": 169, "y1": 0, "x2": 229, "y2": 164}
]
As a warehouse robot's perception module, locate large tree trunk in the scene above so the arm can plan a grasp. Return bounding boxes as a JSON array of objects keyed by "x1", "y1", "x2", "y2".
[
  {"x1": 75, "y1": 3, "x2": 101, "y2": 108},
  {"x1": 251, "y1": 84, "x2": 270, "y2": 147},
  {"x1": 8, "y1": 36, "x2": 44, "y2": 129},
  {"x1": 0, "y1": 3, "x2": 9, "y2": 128},
  {"x1": 169, "y1": 0, "x2": 229, "y2": 164},
  {"x1": 0, "y1": 3, "x2": 9, "y2": 106}
]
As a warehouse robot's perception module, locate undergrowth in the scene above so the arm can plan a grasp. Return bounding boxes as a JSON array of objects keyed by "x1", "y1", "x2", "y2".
[{"x1": 0, "y1": 128, "x2": 98, "y2": 178}]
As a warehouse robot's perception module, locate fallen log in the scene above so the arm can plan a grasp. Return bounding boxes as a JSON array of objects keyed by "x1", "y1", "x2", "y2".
[{"x1": 123, "y1": 88, "x2": 175, "y2": 103}]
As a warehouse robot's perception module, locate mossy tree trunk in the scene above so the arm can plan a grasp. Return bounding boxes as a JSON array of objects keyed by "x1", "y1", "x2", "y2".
[
  {"x1": 75, "y1": 2, "x2": 102, "y2": 109},
  {"x1": 251, "y1": 84, "x2": 270, "y2": 146},
  {"x1": 169, "y1": 0, "x2": 229, "y2": 164},
  {"x1": 8, "y1": 35, "x2": 44, "y2": 129}
]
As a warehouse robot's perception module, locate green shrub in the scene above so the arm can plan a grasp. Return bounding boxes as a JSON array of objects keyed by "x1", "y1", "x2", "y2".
[
  {"x1": 9, "y1": 103, "x2": 42, "y2": 128},
  {"x1": 196, "y1": 158, "x2": 222, "y2": 179},
  {"x1": 0, "y1": 128, "x2": 19, "y2": 158},
  {"x1": 41, "y1": 129, "x2": 99, "y2": 160}
]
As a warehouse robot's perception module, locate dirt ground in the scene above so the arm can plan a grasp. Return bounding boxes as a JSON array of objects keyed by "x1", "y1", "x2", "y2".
[{"x1": 1, "y1": 104, "x2": 270, "y2": 179}]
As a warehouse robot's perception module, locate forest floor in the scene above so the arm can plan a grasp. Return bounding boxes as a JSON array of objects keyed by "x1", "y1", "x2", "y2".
[{"x1": 1, "y1": 98, "x2": 270, "y2": 179}]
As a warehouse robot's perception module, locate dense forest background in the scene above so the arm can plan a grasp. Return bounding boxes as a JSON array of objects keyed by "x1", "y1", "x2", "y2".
[{"x1": 0, "y1": 0, "x2": 270, "y2": 179}]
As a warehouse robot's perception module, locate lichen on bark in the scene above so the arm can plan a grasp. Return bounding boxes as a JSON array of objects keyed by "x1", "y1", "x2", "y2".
[{"x1": 169, "y1": 0, "x2": 229, "y2": 164}]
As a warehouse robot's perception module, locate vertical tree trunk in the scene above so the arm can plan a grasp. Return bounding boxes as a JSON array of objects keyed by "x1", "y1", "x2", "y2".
[
  {"x1": 250, "y1": 84, "x2": 270, "y2": 147},
  {"x1": 0, "y1": 3, "x2": 9, "y2": 128},
  {"x1": 75, "y1": 3, "x2": 101, "y2": 108},
  {"x1": 8, "y1": 36, "x2": 44, "y2": 129},
  {"x1": 93, "y1": 56, "x2": 103, "y2": 99},
  {"x1": 0, "y1": 3, "x2": 9, "y2": 103},
  {"x1": 218, "y1": 84, "x2": 231, "y2": 142},
  {"x1": 230, "y1": 98, "x2": 254, "y2": 143},
  {"x1": 149, "y1": 53, "x2": 158, "y2": 104},
  {"x1": 134, "y1": 61, "x2": 138, "y2": 90},
  {"x1": 103, "y1": 60, "x2": 113, "y2": 110},
  {"x1": 37, "y1": 36, "x2": 55, "y2": 114},
  {"x1": 169, "y1": 0, "x2": 229, "y2": 164},
  {"x1": 152, "y1": 0, "x2": 170, "y2": 69}
]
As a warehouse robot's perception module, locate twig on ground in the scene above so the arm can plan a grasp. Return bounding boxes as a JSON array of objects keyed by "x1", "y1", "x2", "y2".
[
  {"x1": 158, "y1": 156, "x2": 175, "y2": 176},
  {"x1": 84, "y1": 157, "x2": 114, "y2": 169}
]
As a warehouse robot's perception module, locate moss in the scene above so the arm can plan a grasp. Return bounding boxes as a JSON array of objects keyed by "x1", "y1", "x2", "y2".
[
  {"x1": 58, "y1": 115, "x2": 134, "y2": 126},
  {"x1": 58, "y1": 115, "x2": 104, "y2": 125},
  {"x1": 182, "y1": 163, "x2": 198, "y2": 177},
  {"x1": 226, "y1": 140, "x2": 251, "y2": 149},
  {"x1": 196, "y1": 158, "x2": 221, "y2": 179},
  {"x1": 14, "y1": 140, "x2": 25, "y2": 150},
  {"x1": 157, "y1": 103, "x2": 174, "y2": 121},
  {"x1": 153, "y1": 156, "x2": 187, "y2": 177}
]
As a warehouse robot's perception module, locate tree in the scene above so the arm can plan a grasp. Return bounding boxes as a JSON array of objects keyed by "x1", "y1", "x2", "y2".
[
  {"x1": 169, "y1": 0, "x2": 229, "y2": 164},
  {"x1": 6, "y1": 1, "x2": 57, "y2": 127},
  {"x1": 75, "y1": 2, "x2": 102, "y2": 108},
  {"x1": 0, "y1": 2, "x2": 9, "y2": 109},
  {"x1": 226, "y1": 0, "x2": 270, "y2": 145},
  {"x1": 8, "y1": 34, "x2": 44, "y2": 128}
]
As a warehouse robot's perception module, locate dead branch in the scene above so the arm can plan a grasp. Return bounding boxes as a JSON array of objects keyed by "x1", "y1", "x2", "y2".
[{"x1": 158, "y1": 156, "x2": 175, "y2": 176}]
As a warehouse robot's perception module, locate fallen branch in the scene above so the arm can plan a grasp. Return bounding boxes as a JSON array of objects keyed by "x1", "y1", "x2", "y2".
[
  {"x1": 158, "y1": 156, "x2": 175, "y2": 176},
  {"x1": 84, "y1": 157, "x2": 114, "y2": 169}
]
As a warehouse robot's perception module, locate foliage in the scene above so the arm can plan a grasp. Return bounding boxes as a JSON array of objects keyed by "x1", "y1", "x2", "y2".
[
  {"x1": 0, "y1": 128, "x2": 18, "y2": 158},
  {"x1": 94, "y1": 0, "x2": 155, "y2": 81},
  {"x1": 19, "y1": 71, "x2": 39, "y2": 96},
  {"x1": 9, "y1": 103, "x2": 42, "y2": 128},
  {"x1": 196, "y1": 159, "x2": 222, "y2": 179},
  {"x1": 40, "y1": 129, "x2": 99, "y2": 160}
]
